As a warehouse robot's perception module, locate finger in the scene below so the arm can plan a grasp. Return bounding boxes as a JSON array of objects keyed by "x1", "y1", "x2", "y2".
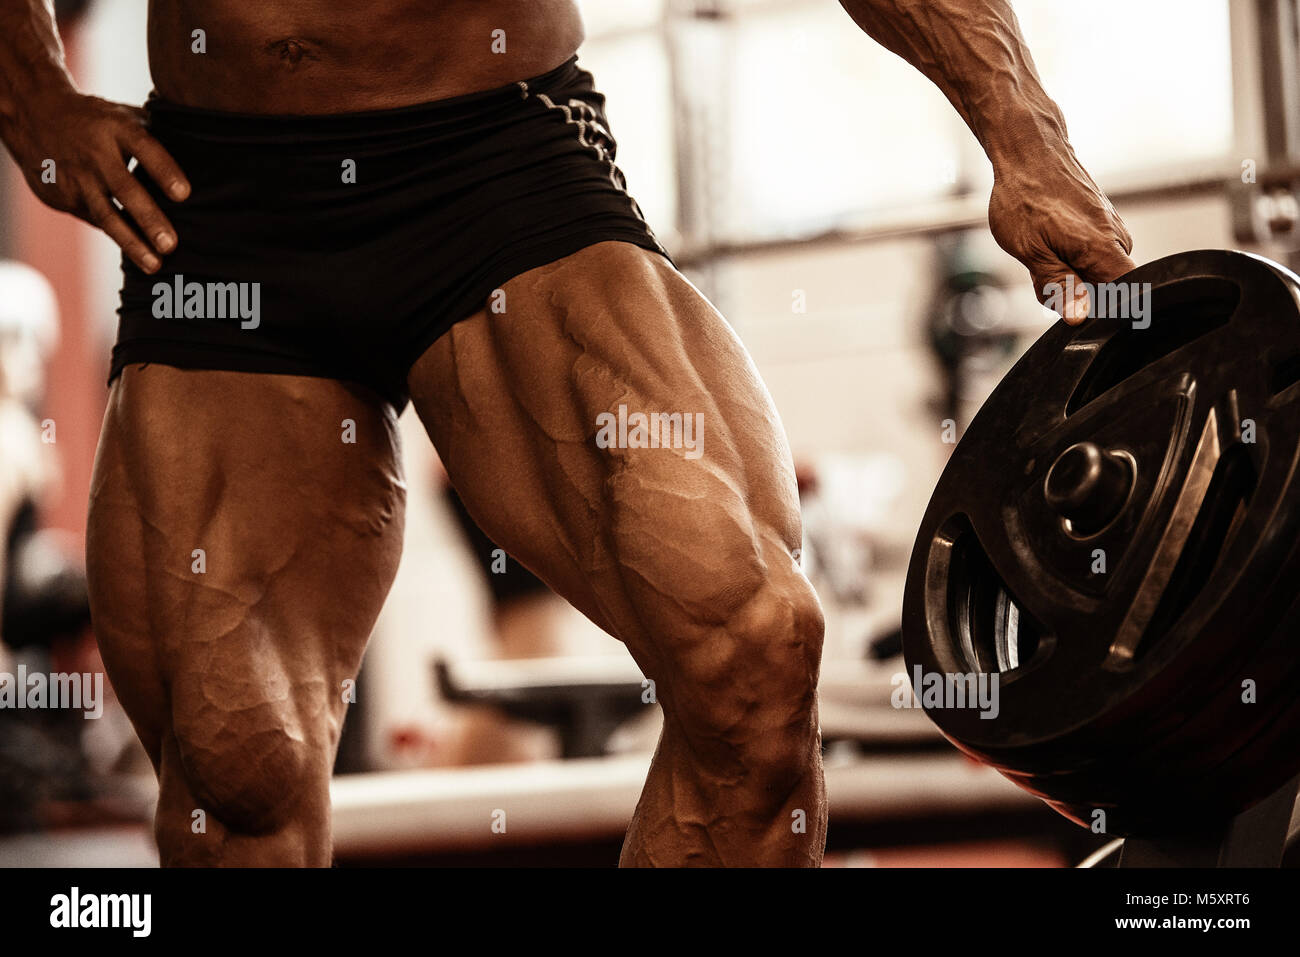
[
  {"x1": 1031, "y1": 265, "x2": 1091, "y2": 326},
  {"x1": 1070, "y1": 238, "x2": 1137, "y2": 286},
  {"x1": 103, "y1": 166, "x2": 178, "y2": 254},
  {"x1": 119, "y1": 126, "x2": 191, "y2": 202},
  {"x1": 84, "y1": 189, "x2": 161, "y2": 274},
  {"x1": 1111, "y1": 212, "x2": 1134, "y2": 256}
]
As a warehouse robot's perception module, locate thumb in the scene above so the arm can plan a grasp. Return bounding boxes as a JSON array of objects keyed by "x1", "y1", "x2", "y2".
[{"x1": 1034, "y1": 269, "x2": 1092, "y2": 326}]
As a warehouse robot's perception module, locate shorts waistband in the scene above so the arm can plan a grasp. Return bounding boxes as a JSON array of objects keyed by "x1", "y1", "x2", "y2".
[{"x1": 144, "y1": 55, "x2": 587, "y2": 141}]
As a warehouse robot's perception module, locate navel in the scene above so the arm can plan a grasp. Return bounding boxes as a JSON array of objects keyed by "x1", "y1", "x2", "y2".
[{"x1": 266, "y1": 37, "x2": 317, "y2": 68}]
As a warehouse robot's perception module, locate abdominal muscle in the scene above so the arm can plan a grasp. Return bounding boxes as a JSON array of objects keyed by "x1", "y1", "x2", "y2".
[{"x1": 145, "y1": 0, "x2": 586, "y2": 113}]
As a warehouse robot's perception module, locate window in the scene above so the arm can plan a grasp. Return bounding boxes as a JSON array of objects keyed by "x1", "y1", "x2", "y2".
[
  {"x1": 1014, "y1": 0, "x2": 1234, "y2": 180},
  {"x1": 577, "y1": 0, "x2": 679, "y2": 238},
  {"x1": 577, "y1": 0, "x2": 1237, "y2": 245}
]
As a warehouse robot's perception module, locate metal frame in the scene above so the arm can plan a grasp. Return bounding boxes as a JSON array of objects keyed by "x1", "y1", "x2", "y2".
[
  {"x1": 1255, "y1": 0, "x2": 1300, "y2": 164},
  {"x1": 589, "y1": 0, "x2": 1261, "y2": 268}
]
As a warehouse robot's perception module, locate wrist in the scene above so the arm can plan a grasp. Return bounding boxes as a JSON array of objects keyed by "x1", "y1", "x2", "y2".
[
  {"x1": 979, "y1": 91, "x2": 1074, "y2": 177},
  {"x1": 0, "y1": 66, "x2": 77, "y2": 146}
]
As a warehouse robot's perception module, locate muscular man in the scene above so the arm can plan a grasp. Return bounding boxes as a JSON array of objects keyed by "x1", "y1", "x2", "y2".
[{"x1": 0, "y1": 0, "x2": 1134, "y2": 866}]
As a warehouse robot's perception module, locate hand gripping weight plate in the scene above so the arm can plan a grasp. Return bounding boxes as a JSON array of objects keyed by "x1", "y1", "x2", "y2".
[{"x1": 901, "y1": 249, "x2": 1300, "y2": 835}]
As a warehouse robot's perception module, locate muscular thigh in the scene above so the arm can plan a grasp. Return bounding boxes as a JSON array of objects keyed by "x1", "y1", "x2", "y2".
[
  {"x1": 407, "y1": 242, "x2": 804, "y2": 681},
  {"x1": 87, "y1": 365, "x2": 405, "y2": 768}
]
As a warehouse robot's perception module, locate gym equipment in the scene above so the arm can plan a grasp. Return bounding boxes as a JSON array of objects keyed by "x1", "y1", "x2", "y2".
[
  {"x1": 434, "y1": 657, "x2": 648, "y2": 758},
  {"x1": 925, "y1": 232, "x2": 1035, "y2": 430},
  {"x1": 903, "y1": 249, "x2": 1300, "y2": 843},
  {"x1": 2, "y1": 504, "x2": 91, "y2": 650}
]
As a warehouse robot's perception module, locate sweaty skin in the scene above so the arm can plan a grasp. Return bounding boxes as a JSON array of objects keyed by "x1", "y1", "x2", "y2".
[{"x1": 0, "y1": 0, "x2": 1133, "y2": 866}]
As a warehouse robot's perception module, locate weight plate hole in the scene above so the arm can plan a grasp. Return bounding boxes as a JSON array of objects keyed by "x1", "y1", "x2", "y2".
[
  {"x1": 1131, "y1": 443, "x2": 1257, "y2": 658},
  {"x1": 1270, "y1": 352, "x2": 1300, "y2": 396},
  {"x1": 947, "y1": 529, "x2": 1044, "y2": 675},
  {"x1": 1066, "y1": 277, "x2": 1240, "y2": 416}
]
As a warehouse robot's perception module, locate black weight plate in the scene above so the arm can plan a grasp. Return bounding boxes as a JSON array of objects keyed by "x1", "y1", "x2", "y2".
[{"x1": 901, "y1": 249, "x2": 1300, "y2": 833}]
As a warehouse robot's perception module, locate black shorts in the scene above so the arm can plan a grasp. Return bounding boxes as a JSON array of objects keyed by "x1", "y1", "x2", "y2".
[{"x1": 110, "y1": 56, "x2": 669, "y2": 410}]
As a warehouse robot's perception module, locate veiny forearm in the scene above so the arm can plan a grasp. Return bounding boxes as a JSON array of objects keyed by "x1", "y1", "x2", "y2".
[
  {"x1": 838, "y1": 0, "x2": 1070, "y2": 171},
  {"x1": 0, "y1": 0, "x2": 76, "y2": 143}
]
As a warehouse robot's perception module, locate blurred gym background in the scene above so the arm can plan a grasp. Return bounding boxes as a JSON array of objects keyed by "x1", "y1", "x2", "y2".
[{"x1": 1, "y1": 0, "x2": 1296, "y2": 866}]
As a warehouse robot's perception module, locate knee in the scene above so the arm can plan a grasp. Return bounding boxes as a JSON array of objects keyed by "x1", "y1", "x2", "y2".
[
  {"x1": 604, "y1": 471, "x2": 823, "y2": 791},
  {"x1": 665, "y1": 566, "x2": 825, "y2": 792},
  {"x1": 170, "y1": 697, "x2": 325, "y2": 836}
]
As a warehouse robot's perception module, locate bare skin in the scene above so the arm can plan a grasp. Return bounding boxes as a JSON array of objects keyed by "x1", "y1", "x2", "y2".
[
  {"x1": 87, "y1": 369, "x2": 405, "y2": 865},
  {"x1": 410, "y1": 243, "x2": 825, "y2": 864},
  {"x1": 838, "y1": 0, "x2": 1136, "y2": 321},
  {"x1": 0, "y1": 0, "x2": 1134, "y2": 865}
]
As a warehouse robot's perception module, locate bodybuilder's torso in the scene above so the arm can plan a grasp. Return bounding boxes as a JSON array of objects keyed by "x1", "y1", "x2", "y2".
[{"x1": 147, "y1": 0, "x2": 585, "y2": 113}]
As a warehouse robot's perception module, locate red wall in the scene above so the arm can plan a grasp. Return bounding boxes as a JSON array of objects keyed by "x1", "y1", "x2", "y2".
[{"x1": 7, "y1": 22, "x2": 106, "y2": 546}]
